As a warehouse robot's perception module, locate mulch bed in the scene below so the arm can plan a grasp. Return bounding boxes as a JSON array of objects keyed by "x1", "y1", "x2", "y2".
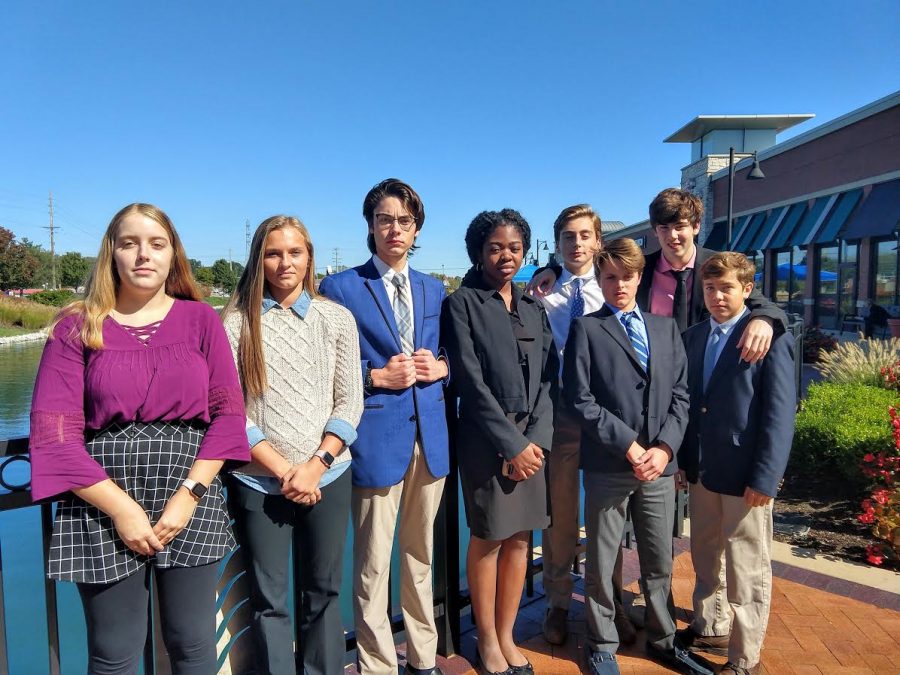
[{"x1": 774, "y1": 471, "x2": 898, "y2": 572}]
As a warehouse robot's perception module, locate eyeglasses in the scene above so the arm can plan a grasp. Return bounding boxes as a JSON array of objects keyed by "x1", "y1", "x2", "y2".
[{"x1": 374, "y1": 213, "x2": 416, "y2": 231}]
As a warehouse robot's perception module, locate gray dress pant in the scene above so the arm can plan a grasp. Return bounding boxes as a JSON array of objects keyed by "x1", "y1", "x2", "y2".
[{"x1": 584, "y1": 470, "x2": 675, "y2": 654}]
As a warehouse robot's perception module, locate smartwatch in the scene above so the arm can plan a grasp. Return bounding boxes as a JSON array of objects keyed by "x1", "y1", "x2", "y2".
[
  {"x1": 314, "y1": 449, "x2": 335, "y2": 469},
  {"x1": 181, "y1": 478, "x2": 208, "y2": 501}
]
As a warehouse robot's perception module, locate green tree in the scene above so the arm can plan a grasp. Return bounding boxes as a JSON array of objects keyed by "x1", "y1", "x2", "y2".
[
  {"x1": 210, "y1": 258, "x2": 237, "y2": 293},
  {"x1": 58, "y1": 251, "x2": 90, "y2": 288},
  {"x1": 188, "y1": 258, "x2": 203, "y2": 275},
  {"x1": 0, "y1": 227, "x2": 39, "y2": 291},
  {"x1": 20, "y1": 238, "x2": 53, "y2": 287},
  {"x1": 195, "y1": 266, "x2": 214, "y2": 286}
]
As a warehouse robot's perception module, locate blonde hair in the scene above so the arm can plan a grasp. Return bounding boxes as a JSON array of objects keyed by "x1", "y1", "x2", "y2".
[
  {"x1": 594, "y1": 237, "x2": 646, "y2": 276},
  {"x1": 700, "y1": 252, "x2": 756, "y2": 286},
  {"x1": 223, "y1": 215, "x2": 319, "y2": 400},
  {"x1": 50, "y1": 203, "x2": 200, "y2": 349},
  {"x1": 553, "y1": 204, "x2": 603, "y2": 244}
]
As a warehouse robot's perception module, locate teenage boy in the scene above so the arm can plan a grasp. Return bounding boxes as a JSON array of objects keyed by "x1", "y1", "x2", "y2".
[
  {"x1": 319, "y1": 179, "x2": 449, "y2": 675},
  {"x1": 539, "y1": 205, "x2": 636, "y2": 647},
  {"x1": 563, "y1": 238, "x2": 711, "y2": 675},
  {"x1": 677, "y1": 253, "x2": 796, "y2": 675},
  {"x1": 530, "y1": 188, "x2": 786, "y2": 363}
]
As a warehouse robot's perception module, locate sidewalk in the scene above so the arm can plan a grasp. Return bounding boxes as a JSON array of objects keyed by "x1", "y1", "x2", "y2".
[{"x1": 409, "y1": 537, "x2": 900, "y2": 675}]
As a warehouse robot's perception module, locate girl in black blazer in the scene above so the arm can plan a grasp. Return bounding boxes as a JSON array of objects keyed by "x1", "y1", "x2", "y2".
[{"x1": 442, "y1": 209, "x2": 558, "y2": 675}]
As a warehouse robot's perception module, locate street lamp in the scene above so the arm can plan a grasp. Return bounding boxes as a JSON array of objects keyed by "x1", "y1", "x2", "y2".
[
  {"x1": 533, "y1": 240, "x2": 549, "y2": 266},
  {"x1": 727, "y1": 148, "x2": 766, "y2": 248}
]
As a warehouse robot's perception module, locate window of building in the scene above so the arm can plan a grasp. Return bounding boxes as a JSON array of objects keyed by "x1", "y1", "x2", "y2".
[
  {"x1": 773, "y1": 247, "x2": 806, "y2": 317},
  {"x1": 818, "y1": 246, "x2": 839, "y2": 329},
  {"x1": 873, "y1": 237, "x2": 899, "y2": 308}
]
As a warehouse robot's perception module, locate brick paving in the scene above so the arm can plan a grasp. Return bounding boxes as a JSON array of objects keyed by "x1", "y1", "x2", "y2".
[{"x1": 382, "y1": 540, "x2": 900, "y2": 675}]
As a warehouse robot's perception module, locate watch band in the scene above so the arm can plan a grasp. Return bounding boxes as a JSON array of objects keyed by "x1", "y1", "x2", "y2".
[
  {"x1": 182, "y1": 478, "x2": 208, "y2": 500},
  {"x1": 314, "y1": 449, "x2": 335, "y2": 468},
  {"x1": 364, "y1": 364, "x2": 374, "y2": 391}
]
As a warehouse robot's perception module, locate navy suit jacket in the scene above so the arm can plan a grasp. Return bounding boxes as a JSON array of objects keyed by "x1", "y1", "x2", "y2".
[
  {"x1": 562, "y1": 306, "x2": 689, "y2": 475},
  {"x1": 680, "y1": 313, "x2": 796, "y2": 498},
  {"x1": 318, "y1": 259, "x2": 450, "y2": 488}
]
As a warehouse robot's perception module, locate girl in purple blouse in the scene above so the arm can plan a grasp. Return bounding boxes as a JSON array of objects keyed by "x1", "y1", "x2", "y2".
[{"x1": 29, "y1": 203, "x2": 249, "y2": 674}]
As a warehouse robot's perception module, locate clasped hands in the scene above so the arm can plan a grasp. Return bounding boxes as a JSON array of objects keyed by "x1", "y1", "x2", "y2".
[
  {"x1": 373, "y1": 349, "x2": 448, "y2": 389},
  {"x1": 280, "y1": 459, "x2": 326, "y2": 505},
  {"x1": 625, "y1": 441, "x2": 671, "y2": 482},
  {"x1": 507, "y1": 443, "x2": 545, "y2": 482}
]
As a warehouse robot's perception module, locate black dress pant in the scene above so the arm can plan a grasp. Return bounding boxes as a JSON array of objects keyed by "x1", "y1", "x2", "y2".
[
  {"x1": 229, "y1": 469, "x2": 351, "y2": 675},
  {"x1": 77, "y1": 562, "x2": 219, "y2": 675}
]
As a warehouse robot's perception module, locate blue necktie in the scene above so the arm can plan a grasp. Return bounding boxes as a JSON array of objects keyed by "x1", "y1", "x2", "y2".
[
  {"x1": 620, "y1": 311, "x2": 648, "y2": 372},
  {"x1": 570, "y1": 278, "x2": 585, "y2": 320},
  {"x1": 703, "y1": 326, "x2": 724, "y2": 390}
]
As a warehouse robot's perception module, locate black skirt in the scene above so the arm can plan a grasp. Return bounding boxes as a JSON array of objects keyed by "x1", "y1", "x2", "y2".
[{"x1": 48, "y1": 421, "x2": 235, "y2": 584}]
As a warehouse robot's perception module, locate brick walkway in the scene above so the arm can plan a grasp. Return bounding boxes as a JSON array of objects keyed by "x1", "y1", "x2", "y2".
[{"x1": 414, "y1": 541, "x2": 900, "y2": 675}]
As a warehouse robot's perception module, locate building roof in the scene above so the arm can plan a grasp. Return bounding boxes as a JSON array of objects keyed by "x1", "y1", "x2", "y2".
[
  {"x1": 601, "y1": 220, "x2": 627, "y2": 234},
  {"x1": 664, "y1": 114, "x2": 814, "y2": 143}
]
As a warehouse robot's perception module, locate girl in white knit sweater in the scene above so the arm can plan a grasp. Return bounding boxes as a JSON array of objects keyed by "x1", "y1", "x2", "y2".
[{"x1": 222, "y1": 215, "x2": 363, "y2": 675}]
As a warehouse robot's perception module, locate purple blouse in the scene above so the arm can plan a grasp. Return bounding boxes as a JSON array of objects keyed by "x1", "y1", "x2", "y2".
[{"x1": 29, "y1": 299, "x2": 250, "y2": 501}]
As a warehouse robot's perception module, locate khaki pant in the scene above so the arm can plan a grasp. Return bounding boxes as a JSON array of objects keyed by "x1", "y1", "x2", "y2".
[
  {"x1": 352, "y1": 442, "x2": 446, "y2": 674},
  {"x1": 689, "y1": 481, "x2": 773, "y2": 669},
  {"x1": 542, "y1": 406, "x2": 624, "y2": 611}
]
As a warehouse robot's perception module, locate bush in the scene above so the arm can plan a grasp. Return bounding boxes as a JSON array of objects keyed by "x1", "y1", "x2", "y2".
[
  {"x1": 30, "y1": 289, "x2": 75, "y2": 307},
  {"x1": 0, "y1": 296, "x2": 57, "y2": 330},
  {"x1": 815, "y1": 337, "x2": 900, "y2": 387},
  {"x1": 803, "y1": 326, "x2": 838, "y2": 363},
  {"x1": 792, "y1": 382, "x2": 899, "y2": 482},
  {"x1": 857, "y1": 406, "x2": 900, "y2": 566}
]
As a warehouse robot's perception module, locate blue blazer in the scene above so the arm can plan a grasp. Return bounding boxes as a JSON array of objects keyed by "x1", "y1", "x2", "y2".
[
  {"x1": 318, "y1": 259, "x2": 450, "y2": 488},
  {"x1": 562, "y1": 306, "x2": 689, "y2": 475},
  {"x1": 680, "y1": 314, "x2": 796, "y2": 498}
]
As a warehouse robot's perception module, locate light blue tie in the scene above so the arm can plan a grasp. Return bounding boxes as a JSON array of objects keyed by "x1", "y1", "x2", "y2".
[
  {"x1": 570, "y1": 278, "x2": 585, "y2": 320},
  {"x1": 620, "y1": 311, "x2": 648, "y2": 372},
  {"x1": 391, "y1": 273, "x2": 414, "y2": 355},
  {"x1": 703, "y1": 326, "x2": 724, "y2": 390}
]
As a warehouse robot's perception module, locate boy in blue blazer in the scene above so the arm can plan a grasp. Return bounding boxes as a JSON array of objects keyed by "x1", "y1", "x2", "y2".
[
  {"x1": 563, "y1": 238, "x2": 710, "y2": 675},
  {"x1": 677, "y1": 253, "x2": 796, "y2": 675}
]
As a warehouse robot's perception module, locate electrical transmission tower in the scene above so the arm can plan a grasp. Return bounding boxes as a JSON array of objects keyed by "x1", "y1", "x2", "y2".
[
  {"x1": 332, "y1": 248, "x2": 342, "y2": 273},
  {"x1": 245, "y1": 219, "x2": 250, "y2": 259}
]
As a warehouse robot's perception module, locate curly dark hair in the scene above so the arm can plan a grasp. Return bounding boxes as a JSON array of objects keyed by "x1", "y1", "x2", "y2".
[{"x1": 464, "y1": 209, "x2": 532, "y2": 265}]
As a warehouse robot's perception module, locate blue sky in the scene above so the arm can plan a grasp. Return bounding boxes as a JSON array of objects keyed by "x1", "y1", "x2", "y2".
[{"x1": 1, "y1": 1, "x2": 898, "y2": 275}]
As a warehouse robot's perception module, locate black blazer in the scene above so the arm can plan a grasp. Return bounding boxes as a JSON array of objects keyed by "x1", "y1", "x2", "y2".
[
  {"x1": 562, "y1": 306, "x2": 689, "y2": 475},
  {"x1": 680, "y1": 313, "x2": 796, "y2": 498},
  {"x1": 637, "y1": 247, "x2": 788, "y2": 332},
  {"x1": 441, "y1": 271, "x2": 558, "y2": 462}
]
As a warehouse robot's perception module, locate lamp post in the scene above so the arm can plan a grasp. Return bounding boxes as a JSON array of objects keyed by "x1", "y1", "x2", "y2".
[
  {"x1": 533, "y1": 239, "x2": 549, "y2": 266},
  {"x1": 726, "y1": 148, "x2": 766, "y2": 248}
]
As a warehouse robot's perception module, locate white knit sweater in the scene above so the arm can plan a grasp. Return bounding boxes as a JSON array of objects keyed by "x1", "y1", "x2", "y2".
[{"x1": 223, "y1": 297, "x2": 363, "y2": 476}]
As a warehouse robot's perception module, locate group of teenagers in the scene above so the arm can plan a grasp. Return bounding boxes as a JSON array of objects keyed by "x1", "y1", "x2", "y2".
[{"x1": 28, "y1": 178, "x2": 796, "y2": 675}]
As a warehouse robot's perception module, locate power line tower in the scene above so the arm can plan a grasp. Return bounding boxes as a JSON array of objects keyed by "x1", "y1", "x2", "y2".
[
  {"x1": 332, "y1": 247, "x2": 342, "y2": 273},
  {"x1": 245, "y1": 219, "x2": 250, "y2": 259},
  {"x1": 43, "y1": 190, "x2": 58, "y2": 289}
]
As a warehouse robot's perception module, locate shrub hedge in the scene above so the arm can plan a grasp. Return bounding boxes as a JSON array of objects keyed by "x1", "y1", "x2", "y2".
[
  {"x1": 792, "y1": 382, "x2": 899, "y2": 483},
  {"x1": 30, "y1": 289, "x2": 76, "y2": 307}
]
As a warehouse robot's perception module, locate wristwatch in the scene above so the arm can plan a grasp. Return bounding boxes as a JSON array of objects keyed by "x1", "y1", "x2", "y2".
[
  {"x1": 181, "y1": 478, "x2": 208, "y2": 501},
  {"x1": 314, "y1": 449, "x2": 335, "y2": 469},
  {"x1": 364, "y1": 364, "x2": 374, "y2": 391}
]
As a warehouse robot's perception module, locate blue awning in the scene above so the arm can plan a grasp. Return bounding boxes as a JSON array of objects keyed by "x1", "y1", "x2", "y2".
[
  {"x1": 788, "y1": 196, "x2": 835, "y2": 247},
  {"x1": 725, "y1": 214, "x2": 751, "y2": 249},
  {"x1": 841, "y1": 179, "x2": 900, "y2": 240},
  {"x1": 815, "y1": 188, "x2": 863, "y2": 243},
  {"x1": 704, "y1": 221, "x2": 727, "y2": 251},
  {"x1": 748, "y1": 207, "x2": 786, "y2": 251},
  {"x1": 733, "y1": 212, "x2": 767, "y2": 253},
  {"x1": 767, "y1": 202, "x2": 808, "y2": 250}
]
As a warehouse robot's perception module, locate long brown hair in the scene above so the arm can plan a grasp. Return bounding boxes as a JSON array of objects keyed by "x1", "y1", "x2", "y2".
[
  {"x1": 223, "y1": 215, "x2": 319, "y2": 400},
  {"x1": 50, "y1": 203, "x2": 201, "y2": 349}
]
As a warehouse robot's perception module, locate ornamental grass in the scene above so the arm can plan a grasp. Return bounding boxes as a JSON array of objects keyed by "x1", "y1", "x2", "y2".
[{"x1": 814, "y1": 336, "x2": 900, "y2": 388}]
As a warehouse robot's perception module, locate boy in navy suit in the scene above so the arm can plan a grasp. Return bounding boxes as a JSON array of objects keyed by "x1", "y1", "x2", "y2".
[
  {"x1": 677, "y1": 253, "x2": 796, "y2": 675},
  {"x1": 563, "y1": 238, "x2": 710, "y2": 675}
]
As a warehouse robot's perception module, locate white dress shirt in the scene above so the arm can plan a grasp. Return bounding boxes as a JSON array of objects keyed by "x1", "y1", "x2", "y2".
[
  {"x1": 372, "y1": 254, "x2": 415, "y2": 329},
  {"x1": 541, "y1": 267, "x2": 605, "y2": 376}
]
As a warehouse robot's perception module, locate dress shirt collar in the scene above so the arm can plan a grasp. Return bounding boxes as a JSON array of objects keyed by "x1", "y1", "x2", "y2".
[
  {"x1": 262, "y1": 290, "x2": 312, "y2": 319},
  {"x1": 372, "y1": 254, "x2": 410, "y2": 284},
  {"x1": 709, "y1": 306, "x2": 749, "y2": 334},
  {"x1": 657, "y1": 247, "x2": 697, "y2": 274},
  {"x1": 605, "y1": 302, "x2": 646, "y2": 324},
  {"x1": 560, "y1": 266, "x2": 595, "y2": 287}
]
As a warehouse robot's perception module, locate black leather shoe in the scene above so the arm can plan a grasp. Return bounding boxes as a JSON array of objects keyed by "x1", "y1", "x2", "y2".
[
  {"x1": 402, "y1": 666, "x2": 445, "y2": 675},
  {"x1": 645, "y1": 642, "x2": 714, "y2": 675},
  {"x1": 508, "y1": 661, "x2": 534, "y2": 674}
]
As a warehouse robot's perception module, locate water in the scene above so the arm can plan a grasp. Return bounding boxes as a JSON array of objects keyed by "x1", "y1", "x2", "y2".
[{"x1": 0, "y1": 340, "x2": 482, "y2": 673}]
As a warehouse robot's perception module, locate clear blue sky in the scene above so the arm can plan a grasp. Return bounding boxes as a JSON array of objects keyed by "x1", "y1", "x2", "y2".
[{"x1": 1, "y1": 1, "x2": 898, "y2": 275}]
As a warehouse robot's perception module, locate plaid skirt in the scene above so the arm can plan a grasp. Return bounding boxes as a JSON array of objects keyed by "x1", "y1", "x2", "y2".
[{"x1": 48, "y1": 421, "x2": 235, "y2": 584}]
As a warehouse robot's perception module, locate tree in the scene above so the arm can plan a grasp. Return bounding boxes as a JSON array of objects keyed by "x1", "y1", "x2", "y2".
[
  {"x1": 188, "y1": 258, "x2": 203, "y2": 275},
  {"x1": 58, "y1": 251, "x2": 90, "y2": 288},
  {"x1": 0, "y1": 227, "x2": 39, "y2": 291},
  {"x1": 20, "y1": 238, "x2": 53, "y2": 287},
  {"x1": 210, "y1": 259, "x2": 237, "y2": 293},
  {"x1": 195, "y1": 266, "x2": 214, "y2": 286}
]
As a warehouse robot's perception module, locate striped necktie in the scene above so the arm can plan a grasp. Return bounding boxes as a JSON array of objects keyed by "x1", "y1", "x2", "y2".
[
  {"x1": 391, "y1": 273, "x2": 414, "y2": 355},
  {"x1": 570, "y1": 278, "x2": 585, "y2": 320},
  {"x1": 620, "y1": 311, "x2": 648, "y2": 372}
]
